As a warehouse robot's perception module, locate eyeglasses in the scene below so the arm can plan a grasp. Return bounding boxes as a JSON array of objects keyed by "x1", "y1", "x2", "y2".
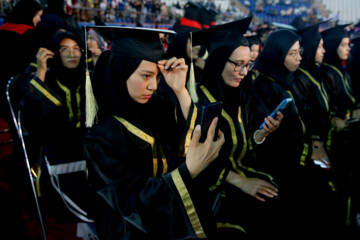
[
  {"x1": 288, "y1": 47, "x2": 304, "y2": 58},
  {"x1": 227, "y1": 59, "x2": 255, "y2": 72},
  {"x1": 59, "y1": 46, "x2": 82, "y2": 57}
]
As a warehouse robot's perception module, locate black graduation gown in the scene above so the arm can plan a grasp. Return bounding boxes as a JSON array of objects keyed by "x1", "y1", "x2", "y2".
[
  {"x1": 84, "y1": 99, "x2": 217, "y2": 240},
  {"x1": 293, "y1": 67, "x2": 332, "y2": 143},
  {"x1": 320, "y1": 63, "x2": 359, "y2": 119},
  {"x1": 194, "y1": 83, "x2": 278, "y2": 238},
  {"x1": 320, "y1": 61, "x2": 360, "y2": 228},
  {"x1": 21, "y1": 71, "x2": 92, "y2": 223}
]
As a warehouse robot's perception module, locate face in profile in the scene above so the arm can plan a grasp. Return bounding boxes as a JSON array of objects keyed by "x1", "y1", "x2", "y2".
[
  {"x1": 250, "y1": 44, "x2": 260, "y2": 61},
  {"x1": 33, "y1": 10, "x2": 43, "y2": 27},
  {"x1": 337, "y1": 37, "x2": 350, "y2": 60},
  {"x1": 221, "y1": 45, "x2": 251, "y2": 88},
  {"x1": 59, "y1": 38, "x2": 82, "y2": 69},
  {"x1": 126, "y1": 60, "x2": 160, "y2": 104},
  {"x1": 315, "y1": 39, "x2": 325, "y2": 64},
  {"x1": 284, "y1": 41, "x2": 302, "y2": 72}
]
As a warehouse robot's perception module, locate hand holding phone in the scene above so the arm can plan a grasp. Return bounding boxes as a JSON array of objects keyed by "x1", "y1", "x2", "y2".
[
  {"x1": 259, "y1": 98, "x2": 292, "y2": 129},
  {"x1": 199, "y1": 101, "x2": 223, "y2": 143}
]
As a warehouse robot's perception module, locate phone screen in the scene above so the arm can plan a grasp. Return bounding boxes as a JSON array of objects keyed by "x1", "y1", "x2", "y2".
[{"x1": 259, "y1": 98, "x2": 292, "y2": 129}]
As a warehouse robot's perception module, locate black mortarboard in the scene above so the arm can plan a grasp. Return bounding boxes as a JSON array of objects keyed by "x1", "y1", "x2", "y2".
[
  {"x1": 296, "y1": 19, "x2": 330, "y2": 40},
  {"x1": 290, "y1": 16, "x2": 305, "y2": 30},
  {"x1": 321, "y1": 23, "x2": 350, "y2": 44},
  {"x1": 200, "y1": 6, "x2": 219, "y2": 28},
  {"x1": 192, "y1": 15, "x2": 253, "y2": 54},
  {"x1": 179, "y1": 1, "x2": 203, "y2": 30},
  {"x1": 88, "y1": 26, "x2": 176, "y2": 63}
]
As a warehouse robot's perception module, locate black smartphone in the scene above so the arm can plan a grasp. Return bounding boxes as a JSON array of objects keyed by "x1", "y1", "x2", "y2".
[
  {"x1": 259, "y1": 98, "x2": 293, "y2": 129},
  {"x1": 199, "y1": 101, "x2": 223, "y2": 143}
]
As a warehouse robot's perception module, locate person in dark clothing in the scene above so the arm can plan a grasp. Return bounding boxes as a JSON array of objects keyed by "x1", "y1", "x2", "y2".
[
  {"x1": 321, "y1": 24, "x2": 360, "y2": 232},
  {"x1": 347, "y1": 36, "x2": 360, "y2": 102},
  {"x1": 20, "y1": 30, "x2": 97, "y2": 240},
  {"x1": 346, "y1": 35, "x2": 360, "y2": 237},
  {"x1": 241, "y1": 35, "x2": 261, "y2": 98},
  {"x1": 191, "y1": 16, "x2": 282, "y2": 239},
  {"x1": 0, "y1": 0, "x2": 43, "y2": 120},
  {"x1": 248, "y1": 28, "x2": 339, "y2": 237},
  {"x1": 291, "y1": 21, "x2": 343, "y2": 236},
  {"x1": 35, "y1": 0, "x2": 84, "y2": 48},
  {"x1": 83, "y1": 26, "x2": 225, "y2": 240},
  {"x1": 0, "y1": 1, "x2": 43, "y2": 239}
]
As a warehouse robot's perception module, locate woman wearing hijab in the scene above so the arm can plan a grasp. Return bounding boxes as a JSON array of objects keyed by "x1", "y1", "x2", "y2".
[
  {"x1": 21, "y1": 30, "x2": 96, "y2": 240},
  {"x1": 0, "y1": 1, "x2": 43, "y2": 238},
  {"x1": 248, "y1": 28, "x2": 319, "y2": 236},
  {"x1": 83, "y1": 26, "x2": 224, "y2": 240},
  {"x1": 0, "y1": 0, "x2": 43, "y2": 120},
  {"x1": 290, "y1": 22, "x2": 343, "y2": 235},
  {"x1": 191, "y1": 16, "x2": 282, "y2": 239},
  {"x1": 321, "y1": 25, "x2": 360, "y2": 230}
]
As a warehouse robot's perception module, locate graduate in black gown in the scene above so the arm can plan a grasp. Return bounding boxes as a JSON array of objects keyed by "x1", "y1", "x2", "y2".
[
  {"x1": 191, "y1": 16, "x2": 282, "y2": 239},
  {"x1": 291, "y1": 21, "x2": 343, "y2": 235},
  {"x1": 21, "y1": 30, "x2": 96, "y2": 239},
  {"x1": 83, "y1": 27, "x2": 225, "y2": 240},
  {"x1": 320, "y1": 24, "x2": 360, "y2": 232},
  {"x1": 248, "y1": 28, "x2": 336, "y2": 237}
]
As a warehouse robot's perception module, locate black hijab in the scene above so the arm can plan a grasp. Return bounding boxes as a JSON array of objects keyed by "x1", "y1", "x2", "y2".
[
  {"x1": 91, "y1": 27, "x2": 168, "y2": 129},
  {"x1": 199, "y1": 32, "x2": 249, "y2": 115},
  {"x1": 256, "y1": 29, "x2": 301, "y2": 87},
  {"x1": 46, "y1": 30, "x2": 85, "y2": 89},
  {"x1": 321, "y1": 26, "x2": 349, "y2": 67},
  {"x1": 296, "y1": 23, "x2": 322, "y2": 73},
  {"x1": 5, "y1": 0, "x2": 42, "y2": 26}
]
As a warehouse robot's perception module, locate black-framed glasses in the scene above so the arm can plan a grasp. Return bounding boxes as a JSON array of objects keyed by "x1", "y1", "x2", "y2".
[
  {"x1": 59, "y1": 46, "x2": 83, "y2": 57},
  {"x1": 227, "y1": 59, "x2": 255, "y2": 72},
  {"x1": 288, "y1": 47, "x2": 304, "y2": 58}
]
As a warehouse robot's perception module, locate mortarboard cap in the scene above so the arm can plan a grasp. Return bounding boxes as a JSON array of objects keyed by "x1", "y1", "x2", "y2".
[
  {"x1": 290, "y1": 16, "x2": 305, "y2": 30},
  {"x1": 180, "y1": 1, "x2": 203, "y2": 29},
  {"x1": 200, "y1": 6, "x2": 219, "y2": 28},
  {"x1": 89, "y1": 26, "x2": 176, "y2": 63},
  {"x1": 296, "y1": 19, "x2": 330, "y2": 39},
  {"x1": 192, "y1": 15, "x2": 253, "y2": 54},
  {"x1": 321, "y1": 23, "x2": 351, "y2": 42}
]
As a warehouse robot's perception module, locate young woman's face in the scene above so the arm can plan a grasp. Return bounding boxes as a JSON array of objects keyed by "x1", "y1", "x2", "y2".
[
  {"x1": 221, "y1": 45, "x2": 251, "y2": 88},
  {"x1": 127, "y1": 60, "x2": 160, "y2": 104},
  {"x1": 33, "y1": 10, "x2": 43, "y2": 27},
  {"x1": 284, "y1": 41, "x2": 302, "y2": 72},
  {"x1": 337, "y1": 37, "x2": 350, "y2": 60},
  {"x1": 250, "y1": 44, "x2": 260, "y2": 61},
  {"x1": 315, "y1": 39, "x2": 325, "y2": 63},
  {"x1": 59, "y1": 38, "x2": 82, "y2": 69}
]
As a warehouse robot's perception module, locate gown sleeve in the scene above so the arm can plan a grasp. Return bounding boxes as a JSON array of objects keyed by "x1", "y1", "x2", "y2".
[{"x1": 84, "y1": 105, "x2": 215, "y2": 239}]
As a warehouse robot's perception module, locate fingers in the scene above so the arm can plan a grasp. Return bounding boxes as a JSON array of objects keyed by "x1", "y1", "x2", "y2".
[
  {"x1": 158, "y1": 57, "x2": 187, "y2": 71},
  {"x1": 37, "y1": 48, "x2": 54, "y2": 61},
  {"x1": 276, "y1": 111, "x2": 284, "y2": 121},
  {"x1": 190, "y1": 125, "x2": 201, "y2": 147}
]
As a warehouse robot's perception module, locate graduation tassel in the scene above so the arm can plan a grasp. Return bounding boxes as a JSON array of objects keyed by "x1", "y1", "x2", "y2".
[
  {"x1": 187, "y1": 32, "x2": 199, "y2": 103},
  {"x1": 84, "y1": 26, "x2": 98, "y2": 127}
]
